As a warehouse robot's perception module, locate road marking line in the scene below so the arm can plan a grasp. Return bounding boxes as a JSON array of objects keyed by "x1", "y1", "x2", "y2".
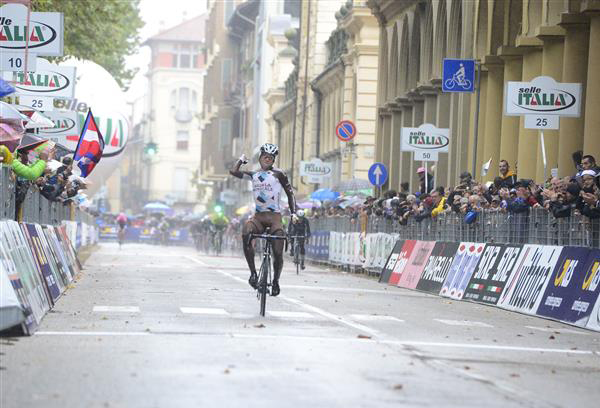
[
  {"x1": 93, "y1": 306, "x2": 140, "y2": 313},
  {"x1": 525, "y1": 325, "x2": 590, "y2": 335},
  {"x1": 434, "y1": 319, "x2": 493, "y2": 328},
  {"x1": 280, "y1": 295, "x2": 381, "y2": 337},
  {"x1": 267, "y1": 311, "x2": 317, "y2": 319},
  {"x1": 184, "y1": 255, "x2": 209, "y2": 267},
  {"x1": 350, "y1": 314, "x2": 405, "y2": 322},
  {"x1": 36, "y1": 331, "x2": 150, "y2": 336},
  {"x1": 180, "y1": 307, "x2": 229, "y2": 315},
  {"x1": 31, "y1": 331, "x2": 598, "y2": 355}
]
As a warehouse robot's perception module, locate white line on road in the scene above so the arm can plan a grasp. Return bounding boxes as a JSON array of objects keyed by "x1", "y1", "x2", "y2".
[
  {"x1": 180, "y1": 307, "x2": 229, "y2": 315},
  {"x1": 32, "y1": 331, "x2": 598, "y2": 355},
  {"x1": 268, "y1": 311, "x2": 317, "y2": 319},
  {"x1": 525, "y1": 325, "x2": 590, "y2": 335},
  {"x1": 434, "y1": 319, "x2": 493, "y2": 328},
  {"x1": 36, "y1": 331, "x2": 150, "y2": 336},
  {"x1": 184, "y1": 255, "x2": 209, "y2": 267},
  {"x1": 350, "y1": 314, "x2": 405, "y2": 323},
  {"x1": 93, "y1": 306, "x2": 140, "y2": 313}
]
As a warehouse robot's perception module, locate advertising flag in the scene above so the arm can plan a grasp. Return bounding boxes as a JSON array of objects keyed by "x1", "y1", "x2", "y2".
[{"x1": 73, "y1": 110, "x2": 104, "y2": 178}]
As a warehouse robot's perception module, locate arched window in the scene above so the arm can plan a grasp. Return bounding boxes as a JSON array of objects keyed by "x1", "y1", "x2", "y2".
[{"x1": 171, "y1": 87, "x2": 198, "y2": 123}]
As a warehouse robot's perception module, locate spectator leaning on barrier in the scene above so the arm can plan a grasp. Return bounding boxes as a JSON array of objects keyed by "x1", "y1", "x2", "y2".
[
  {"x1": 579, "y1": 170, "x2": 600, "y2": 219},
  {"x1": 547, "y1": 182, "x2": 581, "y2": 218},
  {"x1": 431, "y1": 190, "x2": 448, "y2": 217},
  {"x1": 498, "y1": 160, "x2": 517, "y2": 189},
  {"x1": 11, "y1": 149, "x2": 48, "y2": 180}
]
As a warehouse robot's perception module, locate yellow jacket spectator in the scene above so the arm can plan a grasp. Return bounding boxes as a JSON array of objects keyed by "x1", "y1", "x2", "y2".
[
  {"x1": 431, "y1": 196, "x2": 447, "y2": 217},
  {"x1": 11, "y1": 158, "x2": 46, "y2": 180}
]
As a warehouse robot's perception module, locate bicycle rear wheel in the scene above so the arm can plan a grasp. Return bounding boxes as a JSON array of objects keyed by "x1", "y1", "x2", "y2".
[{"x1": 258, "y1": 260, "x2": 269, "y2": 317}]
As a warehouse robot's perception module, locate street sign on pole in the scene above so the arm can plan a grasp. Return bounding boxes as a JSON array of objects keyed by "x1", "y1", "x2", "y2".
[
  {"x1": 368, "y1": 162, "x2": 388, "y2": 187},
  {"x1": 336, "y1": 120, "x2": 356, "y2": 142},
  {"x1": 442, "y1": 59, "x2": 475, "y2": 93}
]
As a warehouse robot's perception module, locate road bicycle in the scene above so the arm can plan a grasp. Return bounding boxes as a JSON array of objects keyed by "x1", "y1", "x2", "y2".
[
  {"x1": 117, "y1": 226, "x2": 125, "y2": 249},
  {"x1": 251, "y1": 229, "x2": 287, "y2": 317},
  {"x1": 289, "y1": 235, "x2": 305, "y2": 275},
  {"x1": 212, "y1": 227, "x2": 224, "y2": 256}
]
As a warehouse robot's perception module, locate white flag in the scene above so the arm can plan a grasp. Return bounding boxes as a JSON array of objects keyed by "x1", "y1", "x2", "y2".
[{"x1": 482, "y1": 158, "x2": 492, "y2": 177}]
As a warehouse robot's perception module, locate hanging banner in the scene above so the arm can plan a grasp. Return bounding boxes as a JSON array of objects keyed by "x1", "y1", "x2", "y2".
[
  {"x1": 416, "y1": 242, "x2": 459, "y2": 294},
  {"x1": 463, "y1": 244, "x2": 524, "y2": 305},
  {"x1": 504, "y1": 76, "x2": 582, "y2": 117},
  {"x1": 299, "y1": 158, "x2": 333, "y2": 184},
  {"x1": 3, "y1": 57, "x2": 76, "y2": 98},
  {"x1": 401, "y1": 123, "x2": 450, "y2": 154},
  {"x1": 440, "y1": 243, "x2": 486, "y2": 300},
  {"x1": 0, "y1": 3, "x2": 64, "y2": 56},
  {"x1": 498, "y1": 245, "x2": 563, "y2": 315},
  {"x1": 397, "y1": 241, "x2": 436, "y2": 289}
]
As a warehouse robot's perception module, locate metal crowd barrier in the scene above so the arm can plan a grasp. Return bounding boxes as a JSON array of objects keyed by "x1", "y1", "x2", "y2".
[
  {"x1": 311, "y1": 208, "x2": 600, "y2": 249},
  {"x1": 1, "y1": 165, "x2": 90, "y2": 226}
]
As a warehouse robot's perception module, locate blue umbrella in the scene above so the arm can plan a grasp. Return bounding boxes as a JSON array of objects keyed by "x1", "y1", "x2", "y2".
[
  {"x1": 0, "y1": 79, "x2": 15, "y2": 98},
  {"x1": 310, "y1": 188, "x2": 340, "y2": 201}
]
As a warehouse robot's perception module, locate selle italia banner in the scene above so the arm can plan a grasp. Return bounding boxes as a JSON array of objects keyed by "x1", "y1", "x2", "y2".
[{"x1": 504, "y1": 76, "x2": 582, "y2": 117}]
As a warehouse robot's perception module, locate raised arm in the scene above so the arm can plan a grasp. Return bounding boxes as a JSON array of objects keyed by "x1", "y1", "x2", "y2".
[{"x1": 229, "y1": 154, "x2": 251, "y2": 179}]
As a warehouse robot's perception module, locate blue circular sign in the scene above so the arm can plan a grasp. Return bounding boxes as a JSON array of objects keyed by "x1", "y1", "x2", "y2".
[{"x1": 368, "y1": 162, "x2": 388, "y2": 187}]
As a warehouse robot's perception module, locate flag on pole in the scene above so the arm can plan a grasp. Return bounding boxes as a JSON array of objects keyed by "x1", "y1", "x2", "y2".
[
  {"x1": 482, "y1": 157, "x2": 492, "y2": 177},
  {"x1": 73, "y1": 110, "x2": 104, "y2": 178}
]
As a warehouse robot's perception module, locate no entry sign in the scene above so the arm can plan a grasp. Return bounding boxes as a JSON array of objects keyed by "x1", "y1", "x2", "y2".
[{"x1": 336, "y1": 120, "x2": 356, "y2": 142}]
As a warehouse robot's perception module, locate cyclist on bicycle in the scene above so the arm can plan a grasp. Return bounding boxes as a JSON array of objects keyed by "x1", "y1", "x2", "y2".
[
  {"x1": 116, "y1": 212, "x2": 128, "y2": 232},
  {"x1": 210, "y1": 211, "x2": 229, "y2": 251},
  {"x1": 288, "y1": 209, "x2": 311, "y2": 270},
  {"x1": 229, "y1": 143, "x2": 296, "y2": 296}
]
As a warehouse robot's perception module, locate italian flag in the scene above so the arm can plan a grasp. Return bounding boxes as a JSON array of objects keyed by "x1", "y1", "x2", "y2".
[
  {"x1": 469, "y1": 283, "x2": 484, "y2": 291},
  {"x1": 487, "y1": 285, "x2": 502, "y2": 293}
]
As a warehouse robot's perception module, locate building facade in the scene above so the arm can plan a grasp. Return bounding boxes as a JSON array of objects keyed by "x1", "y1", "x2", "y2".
[
  {"x1": 142, "y1": 15, "x2": 206, "y2": 211},
  {"x1": 367, "y1": 0, "x2": 600, "y2": 192}
]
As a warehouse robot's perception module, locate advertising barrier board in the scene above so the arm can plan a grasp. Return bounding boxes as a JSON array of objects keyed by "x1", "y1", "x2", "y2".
[
  {"x1": 380, "y1": 240, "x2": 405, "y2": 283},
  {"x1": 416, "y1": 242, "x2": 459, "y2": 294},
  {"x1": 463, "y1": 244, "x2": 523, "y2": 305},
  {"x1": 536, "y1": 247, "x2": 591, "y2": 323},
  {"x1": 440, "y1": 243, "x2": 486, "y2": 299},
  {"x1": 23, "y1": 223, "x2": 60, "y2": 302},
  {"x1": 570, "y1": 251, "x2": 600, "y2": 328},
  {"x1": 498, "y1": 245, "x2": 563, "y2": 314},
  {"x1": 398, "y1": 241, "x2": 436, "y2": 289},
  {"x1": 389, "y1": 240, "x2": 417, "y2": 285}
]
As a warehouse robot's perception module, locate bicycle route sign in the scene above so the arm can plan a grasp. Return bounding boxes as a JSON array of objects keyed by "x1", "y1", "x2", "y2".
[
  {"x1": 442, "y1": 59, "x2": 475, "y2": 93},
  {"x1": 336, "y1": 120, "x2": 356, "y2": 142}
]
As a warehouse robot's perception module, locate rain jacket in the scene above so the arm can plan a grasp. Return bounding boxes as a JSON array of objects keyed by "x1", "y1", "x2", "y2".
[
  {"x1": 431, "y1": 197, "x2": 447, "y2": 217},
  {"x1": 11, "y1": 159, "x2": 46, "y2": 180}
]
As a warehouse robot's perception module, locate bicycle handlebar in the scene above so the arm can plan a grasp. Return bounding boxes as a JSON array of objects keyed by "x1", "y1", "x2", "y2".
[{"x1": 251, "y1": 233, "x2": 287, "y2": 240}]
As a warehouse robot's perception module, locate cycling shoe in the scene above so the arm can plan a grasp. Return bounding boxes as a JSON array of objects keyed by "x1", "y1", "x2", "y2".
[
  {"x1": 271, "y1": 281, "x2": 280, "y2": 297},
  {"x1": 249, "y1": 273, "x2": 258, "y2": 289}
]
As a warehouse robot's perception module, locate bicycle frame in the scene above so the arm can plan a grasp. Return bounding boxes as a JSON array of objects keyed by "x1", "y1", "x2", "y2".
[{"x1": 251, "y1": 232, "x2": 287, "y2": 316}]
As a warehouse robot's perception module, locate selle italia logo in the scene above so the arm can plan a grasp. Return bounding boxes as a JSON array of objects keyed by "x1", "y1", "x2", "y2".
[
  {"x1": 11, "y1": 70, "x2": 70, "y2": 93},
  {"x1": 515, "y1": 86, "x2": 576, "y2": 113},
  {"x1": 0, "y1": 16, "x2": 57, "y2": 49},
  {"x1": 44, "y1": 117, "x2": 76, "y2": 134},
  {"x1": 408, "y1": 131, "x2": 449, "y2": 150}
]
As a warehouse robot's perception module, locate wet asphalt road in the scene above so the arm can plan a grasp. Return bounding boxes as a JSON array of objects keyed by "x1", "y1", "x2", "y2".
[{"x1": 1, "y1": 242, "x2": 599, "y2": 408}]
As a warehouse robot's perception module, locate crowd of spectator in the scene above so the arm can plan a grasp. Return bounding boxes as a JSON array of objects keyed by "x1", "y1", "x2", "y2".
[
  {"x1": 1, "y1": 144, "x2": 88, "y2": 218},
  {"x1": 306, "y1": 154, "x2": 600, "y2": 226}
]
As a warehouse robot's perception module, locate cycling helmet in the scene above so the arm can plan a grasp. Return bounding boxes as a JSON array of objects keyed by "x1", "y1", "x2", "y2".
[
  {"x1": 260, "y1": 143, "x2": 279, "y2": 157},
  {"x1": 297, "y1": 209, "x2": 305, "y2": 217}
]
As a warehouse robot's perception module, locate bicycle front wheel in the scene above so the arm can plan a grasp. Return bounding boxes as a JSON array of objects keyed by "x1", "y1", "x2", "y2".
[{"x1": 258, "y1": 260, "x2": 269, "y2": 317}]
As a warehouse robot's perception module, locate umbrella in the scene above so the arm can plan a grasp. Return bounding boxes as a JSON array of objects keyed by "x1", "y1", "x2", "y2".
[
  {"x1": 0, "y1": 122, "x2": 23, "y2": 152},
  {"x1": 0, "y1": 78, "x2": 15, "y2": 98},
  {"x1": 17, "y1": 133, "x2": 48, "y2": 151},
  {"x1": 310, "y1": 188, "x2": 340, "y2": 201},
  {"x1": 297, "y1": 199, "x2": 321, "y2": 209},
  {"x1": 0, "y1": 101, "x2": 29, "y2": 122},
  {"x1": 143, "y1": 202, "x2": 172, "y2": 212}
]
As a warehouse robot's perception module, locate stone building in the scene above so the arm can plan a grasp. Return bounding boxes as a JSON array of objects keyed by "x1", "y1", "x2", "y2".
[
  {"x1": 367, "y1": 0, "x2": 600, "y2": 191},
  {"x1": 142, "y1": 15, "x2": 206, "y2": 211}
]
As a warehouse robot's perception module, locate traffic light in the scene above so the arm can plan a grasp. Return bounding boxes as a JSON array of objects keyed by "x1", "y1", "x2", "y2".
[
  {"x1": 144, "y1": 141, "x2": 158, "y2": 156},
  {"x1": 214, "y1": 204, "x2": 223, "y2": 214}
]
